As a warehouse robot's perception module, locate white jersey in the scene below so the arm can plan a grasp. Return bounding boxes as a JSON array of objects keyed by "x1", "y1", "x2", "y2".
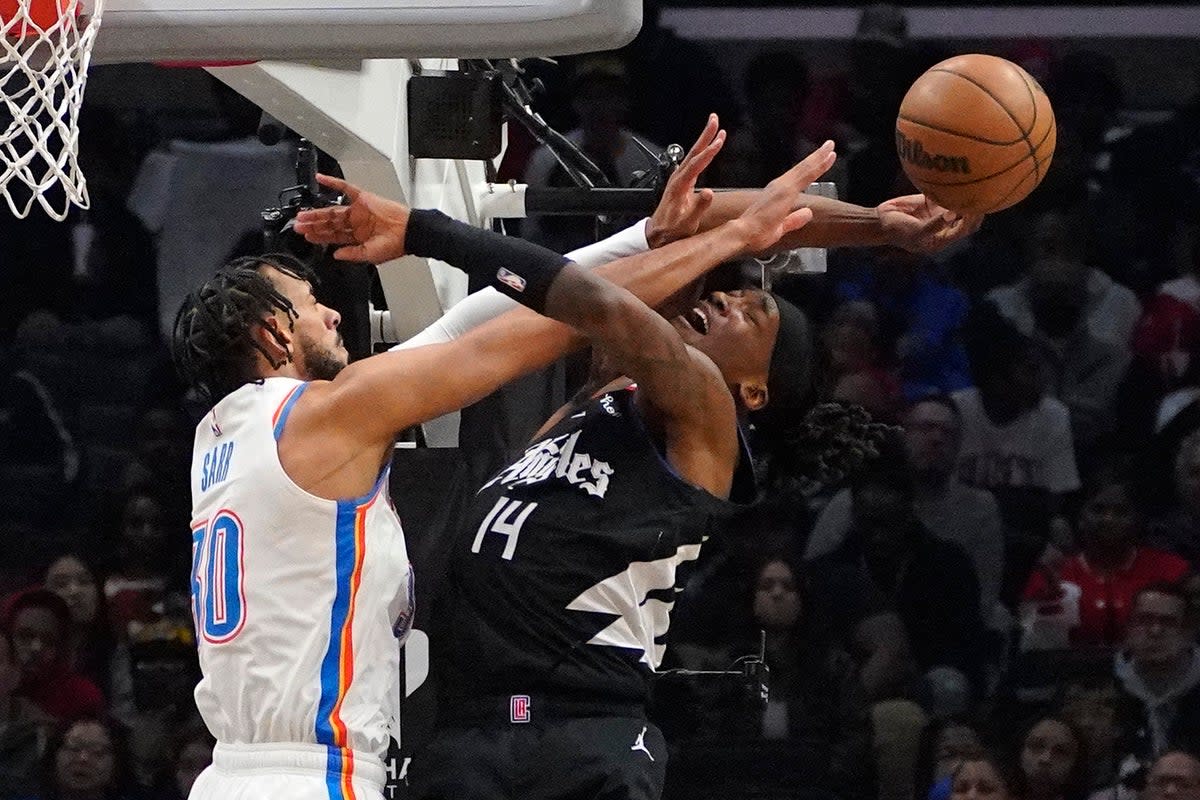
[{"x1": 189, "y1": 377, "x2": 412, "y2": 769}]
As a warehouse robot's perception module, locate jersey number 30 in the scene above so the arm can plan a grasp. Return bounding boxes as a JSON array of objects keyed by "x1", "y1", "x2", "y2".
[{"x1": 191, "y1": 510, "x2": 247, "y2": 644}]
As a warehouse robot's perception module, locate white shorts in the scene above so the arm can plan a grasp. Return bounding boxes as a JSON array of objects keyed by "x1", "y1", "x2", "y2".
[{"x1": 189, "y1": 742, "x2": 387, "y2": 800}]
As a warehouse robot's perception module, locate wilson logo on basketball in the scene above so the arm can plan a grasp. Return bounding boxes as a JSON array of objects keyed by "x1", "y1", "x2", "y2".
[{"x1": 896, "y1": 132, "x2": 971, "y2": 174}]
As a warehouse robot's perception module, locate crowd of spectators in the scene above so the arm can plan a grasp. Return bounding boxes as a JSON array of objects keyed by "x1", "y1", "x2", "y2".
[{"x1": 4, "y1": 2, "x2": 1200, "y2": 799}]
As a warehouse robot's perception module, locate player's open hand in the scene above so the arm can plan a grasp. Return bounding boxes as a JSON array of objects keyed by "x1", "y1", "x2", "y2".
[
  {"x1": 877, "y1": 194, "x2": 983, "y2": 254},
  {"x1": 735, "y1": 140, "x2": 837, "y2": 254},
  {"x1": 644, "y1": 114, "x2": 725, "y2": 249},
  {"x1": 293, "y1": 175, "x2": 411, "y2": 264}
]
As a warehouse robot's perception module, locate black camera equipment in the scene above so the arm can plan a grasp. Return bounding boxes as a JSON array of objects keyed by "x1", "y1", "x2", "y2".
[{"x1": 657, "y1": 630, "x2": 771, "y2": 711}]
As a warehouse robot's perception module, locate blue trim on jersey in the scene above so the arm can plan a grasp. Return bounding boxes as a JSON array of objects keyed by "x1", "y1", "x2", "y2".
[
  {"x1": 324, "y1": 746, "x2": 342, "y2": 800},
  {"x1": 315, "y1": 499, "x2": 358, "y2": 749},
  {"x1": 273, "y1": 382, "x2": 309, "y2": 442}
]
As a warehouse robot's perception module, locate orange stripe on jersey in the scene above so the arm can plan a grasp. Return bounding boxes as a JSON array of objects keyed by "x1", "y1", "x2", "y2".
[
  {"x1": 327, "y1": 491, "x2": 375, "y2": 751},
  {"x1": 271, "y1": 383, "x2": 303, "y2": 428}
]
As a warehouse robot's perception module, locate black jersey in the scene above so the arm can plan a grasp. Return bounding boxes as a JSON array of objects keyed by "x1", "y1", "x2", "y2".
[{"x1": 438, "y1": 387, "x2": 741, "y2": 705}]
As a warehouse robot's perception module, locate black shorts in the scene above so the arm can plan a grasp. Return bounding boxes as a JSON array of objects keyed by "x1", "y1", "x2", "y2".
[{"x1": 409, "y1": 707, "x2": 666, "y2": 800}]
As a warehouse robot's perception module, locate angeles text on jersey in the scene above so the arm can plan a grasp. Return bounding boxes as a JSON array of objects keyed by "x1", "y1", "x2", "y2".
[{"x1": 480, "y1": 429, "x2": 613, "y2": 498}]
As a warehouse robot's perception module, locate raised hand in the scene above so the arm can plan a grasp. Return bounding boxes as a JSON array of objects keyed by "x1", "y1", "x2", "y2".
[
  {"x1": 877, "y1": 194, "x2": 983, "y2": 254},
  {"x1": 736, "y1": 140, "x2": 837, "y2": 254},
  {"x1": 644, "y1": 114, "x2": 726, "y2": 249},
  {"x1": 292, "y1": 175, "x2": 411, "y2": 264}
]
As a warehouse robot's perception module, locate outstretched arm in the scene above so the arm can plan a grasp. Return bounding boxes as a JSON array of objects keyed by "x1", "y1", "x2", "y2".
[
  {"x1": 701, "y1": 189, "x2": 983, "y2": 254},
  {"x1": 294, "y1": 144, "x2": 836, "y2": 448}
]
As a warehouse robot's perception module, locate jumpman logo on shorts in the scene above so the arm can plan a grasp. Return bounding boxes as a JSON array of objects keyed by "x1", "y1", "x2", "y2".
[{"x1": 631, "y1": 726, "x2": 654, "y2": 761}]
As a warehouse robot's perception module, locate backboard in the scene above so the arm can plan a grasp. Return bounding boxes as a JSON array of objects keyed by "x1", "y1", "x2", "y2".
[{"x1": 93, "y1": 0, "x2": 643, "y2": 62}]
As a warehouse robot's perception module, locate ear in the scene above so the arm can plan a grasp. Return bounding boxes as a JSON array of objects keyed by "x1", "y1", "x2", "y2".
[
  {"x1": 255, "y1": 314, "x2": 293, "y2": 367},
  {"x1": 738, "y1": 380, "x2": 768, "y2": 412}
]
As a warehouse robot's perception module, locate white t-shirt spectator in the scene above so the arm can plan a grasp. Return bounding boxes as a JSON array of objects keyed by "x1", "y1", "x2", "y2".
[
  {"x1": 952, "y1": 388, "x2": 1081, "y2": 494},
  {"x1": 987, "y1": 267, "x2": 1141, "y2": 347}
]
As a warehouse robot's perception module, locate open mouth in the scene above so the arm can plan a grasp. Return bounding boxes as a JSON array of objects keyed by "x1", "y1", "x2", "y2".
[{"x1": 682, "y1": 306, "x2": 709, "y2": 335}]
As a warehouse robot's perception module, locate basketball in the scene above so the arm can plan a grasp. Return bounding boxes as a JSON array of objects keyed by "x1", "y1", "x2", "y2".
[{"x1": 896, "y1": 53, "x2": 1056, "y2": 215}]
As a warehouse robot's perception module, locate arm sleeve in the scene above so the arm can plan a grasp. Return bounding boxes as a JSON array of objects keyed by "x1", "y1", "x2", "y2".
[{"x1": 392, "y1": 219, "x2": 651, "y2": 351}]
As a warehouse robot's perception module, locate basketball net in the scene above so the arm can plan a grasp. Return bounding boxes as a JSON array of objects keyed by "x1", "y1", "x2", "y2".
[{"x1": 0, "y1": 0, "x2": 102, "y2": 220}]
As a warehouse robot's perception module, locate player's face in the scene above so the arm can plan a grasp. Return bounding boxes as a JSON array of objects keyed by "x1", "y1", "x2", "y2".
[
  {"x1": 262, "y1": 267, "x2": 347, "y2": 381},
  {"x1": 670, "y1": 289, "x2": 780, "y2": 390},
  {"x1": 45, "y1": 556, "x2": 98, "y2": 625}
]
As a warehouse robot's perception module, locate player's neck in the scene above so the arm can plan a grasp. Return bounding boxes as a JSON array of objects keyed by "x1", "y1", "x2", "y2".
[{"x1": 255, "y1": 357, "x2": 308, "y2": 382}]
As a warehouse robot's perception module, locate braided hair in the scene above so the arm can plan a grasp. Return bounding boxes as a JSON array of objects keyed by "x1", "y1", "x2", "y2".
[
  {"x1": 765, "y1": 401, "x2": 899, "y2": 498},
  {"x1": 171, "y1": 253, "x2": 315, "y2": 407}
]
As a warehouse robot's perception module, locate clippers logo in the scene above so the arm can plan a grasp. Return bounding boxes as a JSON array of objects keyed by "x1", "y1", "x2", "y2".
[
  {"x1": 510, "y1": 695, "x2": 531, "y2": 723},
  {"x1": 496, "y1": 267, "x2": 527, "y2": 293},
  {"x1": 896, "y1": 132, "x2": 971, "y2": 174}
]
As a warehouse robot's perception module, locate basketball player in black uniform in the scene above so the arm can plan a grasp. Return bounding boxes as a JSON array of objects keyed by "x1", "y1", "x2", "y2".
[{"x1": 296, "y1": 121, "x2": 979, "y2": 800}]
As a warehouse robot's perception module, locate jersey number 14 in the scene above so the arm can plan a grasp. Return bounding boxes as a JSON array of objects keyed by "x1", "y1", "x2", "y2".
[{"x1": 191, "y1": 510, "x2": 247, "y2": 643}]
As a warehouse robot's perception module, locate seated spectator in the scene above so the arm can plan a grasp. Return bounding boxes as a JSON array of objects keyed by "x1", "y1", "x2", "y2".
[
  {"x1": 949, "y1": 753, "x2": 1017, "y2": 800},
  {"x1": 3, "y1": 589, "x2": 103, "y2": 723},
  {"x1": 42, "y1": 554, "x2": 114, "y2": 696},
  {"x1": 955, "y1": 303, "x2": 1080, "y2": 596},
  {"x1": 666, "y1": 552, "x2": 874, "y2": 800},
  {"x1": 1113, "y1": 583, "x2": 1200, "y2": 762},
  {"x1": 913, "y1": 717, "x2": 984, "y2": 800},
  {"x1": 103, "y1": 491, "x2": 171, "y2": 642},
  {"x1": 0, "y1": 632, "x2": 43, "y2": 800},
  {"x1": 992, "y1": 210, "x2": 1133, "y2": 462},
  {"x1": 988, "y1": 208, "x2": 1140, "y2": 349},
  {"x1": 522, "y1": 54, "x2": 663, "y2": 254},
  {"x1": 1022, "y1": 479, "x2": 1190, "y2": 650},
  {"x1": 714, "y1": 50, "x2": 851, "y2": 192},
  {"x1": 1143, "y1": 751, "x2": 1200, "y2": 800},
  {"x1": 34, "y1": 717, "x2": 132, "y2": 800},
  {"x1": 117, "y1": 406, "x2": 191, "y2": 501},
  {"x1": 806, "y1": 395, "x2": 1006, "y2": 629},
  {"x1": 834, "y1": 247, "x2": 973, "y2": 400},
  {"x1": 808, "y1": 450, "x2": 986, "y2": 696},
  {"x1": 1059, "y1": 678, "x2": 1121, "y2": 791},
  {"x1": 1017, "y1": 717, "x2": 1088, "y2": 800},
  {"x1": 167, "y1": 719, "x2": 213, "y2": 800},
  {"x1": 824, "y1": 301, "x2": 903, "y2": 421}
]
